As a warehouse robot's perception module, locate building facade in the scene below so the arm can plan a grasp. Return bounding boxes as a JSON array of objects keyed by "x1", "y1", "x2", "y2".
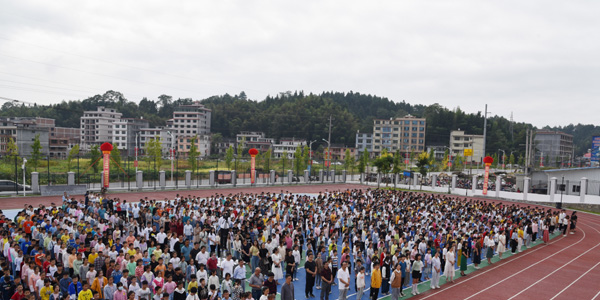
[
  {"x1": 372, "y1": 115, "x2": 426, "y2": 156},
  {"x1": 355, "y1": 132, "x2": 373, "y2": 157},
  {"x1": 535, "y1": 130, "x2": 574, "y2": 167},
  {"x1": 273, "y1": 138, "x2": 306, "y2": 159},
  {"x1": 112, "y1": 118, "x2": 149, "y2": 156},
  {"x1": 450, "y1": 130, "x2": 484, "y2": 164},
  {"x1": 236, "y1": 131, "x2": 274, "y2": 153},
  {"x1": 80, "y1": 107, "x2": 122, "y2": 151}
]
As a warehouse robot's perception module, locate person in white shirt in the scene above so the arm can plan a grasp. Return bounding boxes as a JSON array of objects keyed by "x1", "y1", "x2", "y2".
[
  {"x1": 337, "y1": 261, "x2": 350, "y2": 300},
  {"x1": 356, "y1": 267, "x2": 366, "y2": 300},
  {"x1": 221, "y1": 253, "x2": 235, "y2": 278},
  {"x1": 196, "y1": 247, "x2": 209, "y2": 266},
  {"x1": 156, "y1": 229, "x2": 167, "y2": 245},
  {"x1": 430, "y1": 251, "x2": 441, "y2": 289}
]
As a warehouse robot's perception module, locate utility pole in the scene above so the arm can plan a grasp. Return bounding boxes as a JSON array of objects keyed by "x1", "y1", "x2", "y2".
[
  {"x1": 525, "y1": 129, "x2": 529, "y2": 173},
  {"x1": 482, "y1": 104, "x2": 488, "y2": 165},
  {"x1": 327, "y1": 115, "x2": 332, "y2": 180}
]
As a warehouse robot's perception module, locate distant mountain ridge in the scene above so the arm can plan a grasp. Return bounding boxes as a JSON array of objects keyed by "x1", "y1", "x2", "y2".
[{"x1": 1, "y1": 90, "x2": 598, "y2": 156}]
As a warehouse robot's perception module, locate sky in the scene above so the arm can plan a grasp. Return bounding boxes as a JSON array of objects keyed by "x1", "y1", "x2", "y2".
[{"x1": 0, "y1": 1, "x2": 598, "y2": 128}]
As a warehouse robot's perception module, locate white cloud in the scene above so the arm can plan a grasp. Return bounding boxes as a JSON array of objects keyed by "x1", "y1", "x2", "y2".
[{"x1": 0, "y1": 0, "x2": 598, "y2": 127}]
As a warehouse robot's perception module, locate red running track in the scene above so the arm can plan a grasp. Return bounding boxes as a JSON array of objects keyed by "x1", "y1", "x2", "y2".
[{"x1": 1, "y1": 184, "x2": 599, "y2": 299}]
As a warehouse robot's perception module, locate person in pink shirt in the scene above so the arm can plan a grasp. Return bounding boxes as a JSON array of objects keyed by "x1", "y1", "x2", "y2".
[
  {"x1": 113, "y1": 282, "x2": 127, "y2": 300},
  {"x1": 163, "y1": 276, "x2": 177, "y2": 295}
]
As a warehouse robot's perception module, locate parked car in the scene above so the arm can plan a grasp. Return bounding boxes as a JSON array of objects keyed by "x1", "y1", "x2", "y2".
[{"x1": 0, "y1": 180, "x2": 31, "y2": 192}]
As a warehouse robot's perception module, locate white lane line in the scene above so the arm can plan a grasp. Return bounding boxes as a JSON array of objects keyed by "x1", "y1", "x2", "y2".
[
  {"x1": 509, "y1": 222, "x2": 600, "y2": 300},
  {"x1": 593, "y1": 289, "x2": 600, "y2": 300},
  {"x1": 549, "y1": 260, "x2": 600, "y2": 300},
  {"x1": 418, "y1": 229, "x2": 570, "y2": 300},
  {"x1": 509, "y1": 242, "x2": 600, "y2": 300},
  {"x1": 462, "y1": 224, "x2": 590, "y2": 300}
]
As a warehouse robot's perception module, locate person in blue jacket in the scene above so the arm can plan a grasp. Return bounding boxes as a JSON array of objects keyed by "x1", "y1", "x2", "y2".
[{"x1": 68, "y1": 276, "x2": 83, "y2": 300}]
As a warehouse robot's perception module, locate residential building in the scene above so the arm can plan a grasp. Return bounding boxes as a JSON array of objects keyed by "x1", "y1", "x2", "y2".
[
  {"x1": 535, "y1": 130, "x2": 574, "y2": 167},
  {"x1": 168, "y1": 101, "x2": 211, "y2": 136},
  {"x1": 449, "y1": 130, "x2": 484, "y2": 163},
  {"x1": 272, "y1": 138, "x2": 306, "y2": 159},
  {"x1": 426, "y1": 145, "x2": 448, "y2": 161},
  {"x1": 167, "y1": 101, "x2": 212, "y2": 157},
  {"x1": 355, "y1": 131, "x2": 373, "y2": 157},
  {"x1": 236, "y1": 131, "x2": 274, "y2": 153},
  {"x1": 139, "y1": 127, "x2": 172, "y2": 157},
  {"x1": 330, "y1": 145, "x2": 357, "y2": 161},
  {"x1": 49, "y1": 127, "x2": 80, "y2": 159},
  {"x1": 212, "y1": 137, "x2": 237, "y2": 155},
  {"x1": 80, "y1": 107, "x2": 122, "y2": 151},
  {"x1": 372, "y1": 115, "x2": 426, "y2": 155},
  {"x1": 112, "y1": 118, "x2": 149, "y2": 156},
  {"x1": 177, "y1": 135, "x2": 211, "y2": 158}
]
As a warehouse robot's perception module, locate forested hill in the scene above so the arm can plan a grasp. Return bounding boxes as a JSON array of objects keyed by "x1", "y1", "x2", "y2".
[{"x1": 1, "y1": 90, "x2": 598, "y2": 156}]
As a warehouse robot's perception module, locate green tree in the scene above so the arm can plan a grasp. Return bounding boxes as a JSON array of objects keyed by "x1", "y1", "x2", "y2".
[
  {"x1": 358, "y1": 150, "x2": 369, "y2": 174},
  {"x1": 373, "y1": 151, "x2": 393, "y2": 185},
  {"x1": 416, "y1": 151, "x2": 431, "y2": 180},
  {"x1": 302, "y1": 146, "x2": 310, "y2": 172},
  {"x1": 225, "y1": 145, "x2": 234, "y2": 170},
  {"x1": 509, "y1": 153, "x2": 515, "y2": 166},
  {"x1": 30, "y1": 134, "x2": 42, "y2": 170},
  {"x1": 344, "y1": 149, "x2": 354, "y2": 173},
  {"x1": 89, "y1": 145, "x2": 101, "y2": 173},
  {"x1": 111, "y1": 143, "x2": 122, "y2": 174},
  {"x1": 145, "y1": 136, "x2": 163, "y2": 170},
  {"x1": 392, "y1": 150, "x2": 402, "y2": 175},
  {"x1": 237, "y1": 137, "x2": 245, "y2": 159},
  {"x1": 293, "y1": 146, "x2": 303, "y2": 175},
  {"x1": 263, "y1": 149, "x2": 272, "y2": 171},
  {"x1": 5, "y1": 137, "x2": 19, "y2": 163},
  {"x1": 281, "y1": 151, "x2": 289, "y2": 171},
  {"x1": 67, "y1": 144, "x2": 80, "y2": 171},
  {"x1": 188, "y1": 136, "x2": 200, "y2": 171}
]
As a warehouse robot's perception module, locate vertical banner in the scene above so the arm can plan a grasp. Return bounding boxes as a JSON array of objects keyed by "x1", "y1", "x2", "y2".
[
  {"x1": 103, "y1": 153, "x2": 110, "y2": 187},
  {"x1": 482, "y1": 156, "x2": 493, "y2": 196},
  {"x1": 248, "y1": 148, "x2": 258, "y2": 185},
  {"x1": 100, "y1": 142, "x2": 114, "y2": 189}
]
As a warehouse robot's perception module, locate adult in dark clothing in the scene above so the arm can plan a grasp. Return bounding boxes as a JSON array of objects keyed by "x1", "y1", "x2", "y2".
[
  {"x1": 280, "y1": 275, "x2": 294, "y2": 300},
  {"x1": 285, "y1": 250, "x2": 295, "y2": 278},
  {"x1": 304, "y1": 253, "x2": 316, "y2": 298},
  {"x1": 320, "y1": 259, "x2": 333, "y2": 300},
  {"x1": 262, "y1": 272, "x2": 277, "y2": 295}
]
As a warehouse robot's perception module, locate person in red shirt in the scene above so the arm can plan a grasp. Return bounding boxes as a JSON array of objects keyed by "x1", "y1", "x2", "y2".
[
  {"x1": 11, "y1": 285, "x2": 27, "y2": 300},
  {"x1": 23, "y1": 218, "x2": 34, "y2": 238}
]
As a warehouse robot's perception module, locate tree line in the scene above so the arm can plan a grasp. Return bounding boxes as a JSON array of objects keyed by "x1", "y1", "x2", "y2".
[{"x1": 2, "y1": 90, "x2": 599, "y2": 158}]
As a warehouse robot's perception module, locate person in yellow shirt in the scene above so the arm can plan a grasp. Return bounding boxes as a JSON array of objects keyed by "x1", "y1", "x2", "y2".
[
  {"x1": 187, "y1": 275, "x2": 198, "y2": 291},
  {"x1": 39, "y1": 279, "x2": 53, "y2": 300},
  {"x1": 78, "y1": 283, "x2": 93, "y2": 300},
  {"x1": 370, "y1": 263, "x2": 382, "y2": 300},
  {"x1": 88, "y1": 249, "x2": 99, "y2": 264}
]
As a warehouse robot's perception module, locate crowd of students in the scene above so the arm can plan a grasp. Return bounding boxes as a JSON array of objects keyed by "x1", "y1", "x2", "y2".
[{"x1": 0, "y1": 188, "x2": 578, "y2": 300}]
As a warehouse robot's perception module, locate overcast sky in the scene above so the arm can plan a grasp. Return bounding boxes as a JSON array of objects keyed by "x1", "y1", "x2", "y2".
[{"x1": 0, "y1": 1, "x2": 598, "y2": 127}]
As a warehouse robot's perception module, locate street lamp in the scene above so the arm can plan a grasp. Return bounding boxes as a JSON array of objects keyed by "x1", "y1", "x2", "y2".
[
  {"x1": 135, "y1": 132, "x2": 139, "y2": 173},
  {"x1": 322, "y1": 138, "x2": 330, "y2": 180},
  {"x1": 167, "y1": 131, "x2": 175, "y2": 186}
]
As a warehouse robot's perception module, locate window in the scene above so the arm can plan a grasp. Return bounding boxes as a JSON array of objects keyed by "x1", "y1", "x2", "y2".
[
  {"x1": 358, "y1": 139, "x2": 363, "y2": 143},
  {"x1": 420, "y1": 127, "x2": 425, "y2": 131},
  {"x1": 412, "y1": 121, "x2": 418, "y2": 125},
  {"x1": 375, "y1": 120, "x2": 380, "y2": 124},
  {"x1": 375, "y1": 127, "x2": 380, "y2": 130}
]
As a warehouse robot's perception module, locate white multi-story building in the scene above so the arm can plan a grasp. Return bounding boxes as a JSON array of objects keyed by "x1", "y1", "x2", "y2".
[
  {"x1": 168, "y1": 102, "x2": 211, "y2": 136},
  {"x1": 273, "y1": 138, "x2": 306, "y2": 159},
  {"x1": 167, "y1": 101, "x2": 212, "y2": 157},
  {"x1": 112, "y1": 118, "x2": 149, "y2": 156},
  {"x1": 355, "y1": 131, "x2": 373, "y2": 157},
  {"x1": 80, "y1": 107, "x2": 122, "y2": 151},
  {"x1": 139, "y1": 127, "x2": 172, "y2": 157},
  {"x1": 236, "y1": 131, "x2": 274, "y2": 153},
  {"x1": 450, "y1": 130, "x2": 484, "y2": 163}
]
